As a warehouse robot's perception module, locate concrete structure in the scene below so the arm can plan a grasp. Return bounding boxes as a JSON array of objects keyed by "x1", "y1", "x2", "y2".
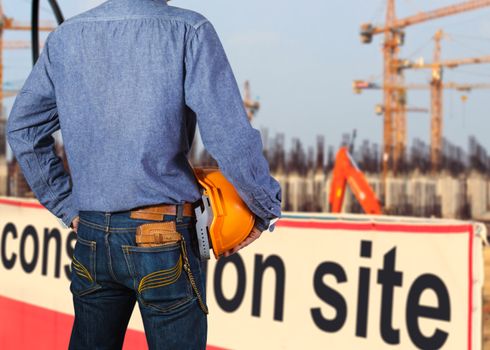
[
  {"x1": 270, "y1": 167, "x2": 489, "y2": 220},
  {"x1": 467, "y1": 171, "x2": 490, "y2": 219},
  {"x1": 436, "y1": 172, "x2": 467, "y2": 219}
]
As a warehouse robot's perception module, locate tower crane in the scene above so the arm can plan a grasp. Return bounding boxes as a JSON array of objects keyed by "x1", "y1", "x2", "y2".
[
  {"x1": 243, "y1": 80, "x2": 260, "y2": 122},
  {"x1": 396, "y1": 32, "x2": 490, "y2": 172},
  {"x1": 354, "y1": 78, "x2": 490, "y2": 171},
  {"x1": 354, "y1": 81, "x2": 490, "y2": 92},
  {"x1": 0, "y1": 0, "x2": 56, "y2": 119},
  {"x1": 360, "y1": 0, "x2": 490, "y2": 187}
]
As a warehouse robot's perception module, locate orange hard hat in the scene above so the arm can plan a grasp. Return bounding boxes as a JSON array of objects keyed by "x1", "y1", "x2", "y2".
[{"x1": 192, "y1": 167, "x2": 255, "y2": 259}]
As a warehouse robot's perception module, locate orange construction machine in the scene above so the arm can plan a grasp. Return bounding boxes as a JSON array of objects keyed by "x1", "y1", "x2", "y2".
[{"x1": 329, "y1": 146, "x2": 382, "y2": 215}]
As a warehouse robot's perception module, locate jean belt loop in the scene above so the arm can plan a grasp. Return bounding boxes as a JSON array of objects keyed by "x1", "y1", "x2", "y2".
[
  {"x1": 104, "y1": 212, "x2": 111, "y2": 233},
  {"x1": 176, "y1": 202, "x2": 184, "y2": 224}
]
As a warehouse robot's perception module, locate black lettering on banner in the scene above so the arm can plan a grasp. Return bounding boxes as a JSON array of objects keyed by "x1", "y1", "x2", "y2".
[
  {"x1": 377, "y1": 247, "x2": 403, "y2": 345},
  {"x1": 19, "y1": 225, "x2": 39, "y2": 273},
  {"x1": 1, "y1": 223, "x2": 18, "y2": 269},
  {"x1": 356, "y1": 240, "x2": 372, "y2": 338},
  {"x1": 64, "y1": 230, "x2": 77, "y2": 281},
  {"x1": 311, "y1": 262, "x2": 347, "y2": 332},
  {"x1": 406, "y1": 274, "x2": 450, "y2": 350},
  {"x1": 252, "y1": 254, "x2": 286, "y2": 321},
  {"x1": 214, "y1": 253, "x2": 246, "y2": 312},
  {"x1": 42, "y1": 228, "x2": 62, "y2": 278}
]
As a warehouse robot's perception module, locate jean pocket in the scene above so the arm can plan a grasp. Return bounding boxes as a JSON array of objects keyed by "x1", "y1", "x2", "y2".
[
  {"x1": 70, "y1": 236, "x2": 101, "y2": 297},
  {"x1": 122, "y1": 242, "x2": 195, "y2": 313}
]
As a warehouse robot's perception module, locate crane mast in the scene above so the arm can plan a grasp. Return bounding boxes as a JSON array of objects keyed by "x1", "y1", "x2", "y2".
[
  {"x1": 381, "y1": 0, "x2": 398, "y2": 180},
  {"x1": 431, "y1": 30, "x2": 444, "y2": 172},
  {"x1": 243, "y1": 80, "x2": 260, "y2": 122}
]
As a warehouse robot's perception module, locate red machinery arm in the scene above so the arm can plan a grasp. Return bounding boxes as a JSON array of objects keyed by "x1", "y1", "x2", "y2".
[{"x1": 329, "y1": 147, "x2": 382, "y2": 215}]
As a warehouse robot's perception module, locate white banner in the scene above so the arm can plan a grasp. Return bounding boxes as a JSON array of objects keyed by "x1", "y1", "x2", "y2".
[{"x1": 0, "y1": 196, "x2": 485, "y2": 350}]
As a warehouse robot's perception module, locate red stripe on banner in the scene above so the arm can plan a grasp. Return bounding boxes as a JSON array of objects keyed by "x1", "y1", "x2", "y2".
[
  {"x1": 0, "y1": 295, "x2": 226, "y2": 350},
  {"x1": 276, "y1": 219, "x2": 472, "y2": 234},
  {"x1": 0, "y1": 197, "x2": 473, "y2": 235},
  {"x1": 0, "y1": 197, "x2": 44, "y2": 209}
]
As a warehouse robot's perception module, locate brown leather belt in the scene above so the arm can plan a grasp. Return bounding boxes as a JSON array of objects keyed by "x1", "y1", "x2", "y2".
[{"x1": 129, "y1": 202, "x2": 195, "y2": 221}]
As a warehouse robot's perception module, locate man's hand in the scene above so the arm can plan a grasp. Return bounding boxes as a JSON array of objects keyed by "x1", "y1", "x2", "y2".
[
  {"x1": 71, "y1": 215, "x2": 80, "y2": 233},
  {"x1": 222, "y1": 225, "x2": 263, "y2": 258}
]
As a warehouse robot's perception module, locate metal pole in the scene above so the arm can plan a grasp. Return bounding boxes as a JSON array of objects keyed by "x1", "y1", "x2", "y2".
[{"x1": 31, "y1": 0, "x2": 64, "y2": 64}]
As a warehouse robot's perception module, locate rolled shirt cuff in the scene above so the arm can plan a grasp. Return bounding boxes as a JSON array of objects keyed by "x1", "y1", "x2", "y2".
[
  {"x1": 58, "y1": 207, "x2": 79, "y2": 229},
  {"x1": 254, "y1": 215, "x2": 280, "y2": 232},
  {"x1": 254, "y1": 215, "x2": 270, "y2": 232}
]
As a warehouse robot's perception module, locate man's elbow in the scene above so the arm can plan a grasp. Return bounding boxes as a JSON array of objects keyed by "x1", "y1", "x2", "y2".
[
  {"x1": 5, "y1": 118, "x2": 18, "y2": 149},
  {"x1": 5, "y1": 119, "x2": 15, "y2": 148},
  {"x1": 5, "y1": 117, "x2": 28, "y2": 154}
]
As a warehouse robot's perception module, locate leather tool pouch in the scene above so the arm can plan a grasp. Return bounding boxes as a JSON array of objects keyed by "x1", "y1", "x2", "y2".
[
  {"x1": 135, "y1": 221, "x2": 182, "y2": 247},
  {"x1": 134, "y1": 221, "x2": 209, "y2": 314}
]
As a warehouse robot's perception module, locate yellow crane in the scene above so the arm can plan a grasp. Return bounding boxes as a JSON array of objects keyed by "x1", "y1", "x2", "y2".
[
  {"x1": 396, "y1": 31, "x2": 490, "y2": 172},
  {"x1": 0, "y1": 0, "x2": 55, "y2": 116},
  {"x1": 354, "y1": 79, "x2": 490, "y2": 170},
  {"x1": 360, "y1": 0, "x2": 490, "y2": 186},
  {"x1": 243, "y1": 80, "x2": 260, "y2": 122}
]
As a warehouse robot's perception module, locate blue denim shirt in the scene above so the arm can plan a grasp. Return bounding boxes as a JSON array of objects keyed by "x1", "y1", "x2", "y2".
[{"x1": 6, "y1": 0, "x2": 282, "y2": 231}]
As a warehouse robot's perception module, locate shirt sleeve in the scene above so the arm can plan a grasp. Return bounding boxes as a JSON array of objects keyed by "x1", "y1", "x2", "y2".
[
  {"x1": 6, "y1": 31, "x2": 78, "y2": 229},
  {"x1": 184, "y1": 20, "x2": 282, "y2": 230}
]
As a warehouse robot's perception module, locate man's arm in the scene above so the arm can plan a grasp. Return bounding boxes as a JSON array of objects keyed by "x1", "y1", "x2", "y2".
[
  {"x1": 184, "y1": 20, "x2": 282, "y2": 231},
  {"x1": 6, "y1": 31, "x2": 78, "y2": 229}
]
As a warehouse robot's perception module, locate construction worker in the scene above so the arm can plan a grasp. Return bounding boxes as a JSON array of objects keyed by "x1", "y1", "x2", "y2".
[{"x1": 5, "y1": 0, "x2": 282, "y2": 349}]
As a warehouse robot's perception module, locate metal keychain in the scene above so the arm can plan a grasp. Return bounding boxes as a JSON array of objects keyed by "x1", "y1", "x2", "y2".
[{"x1": 180, "y1": 236, "x2": 209, "y2": 314}]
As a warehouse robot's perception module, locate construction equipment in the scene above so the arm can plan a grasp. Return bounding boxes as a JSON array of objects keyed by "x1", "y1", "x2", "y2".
[
  {"x1": 243, "y1": 80, "x2": 260, "y2": 121},
  {"x1": 192, "y1": 167, "x2": 256, "y2": 260},
  {"x1": 355, "y1": 77, "x2": 490, "y2": 171},
  {"x1": 0, "y1": 0, "x2": 56, "y2": 116},
  {"x1": 360, "y1": 0, "x2": 490, "y2": 183},
  {"x1": 356, "y1": 43, "x2": 490, "y2": 173},
  {"x1": 329, "y1": 147, "x2": 382, "y2": 215},
  {"x1": 354, "y1": 81, "x2": 490, "y2": 92},
  {"x1": 399, "y1": 31, "x2": 490, "y2": 172},
  {"x1": 375, "y1": 104, "x2": 428, "y2": 115},
  {"x1": 31, "y1": 0, "x2": 63, "y2": 62}
]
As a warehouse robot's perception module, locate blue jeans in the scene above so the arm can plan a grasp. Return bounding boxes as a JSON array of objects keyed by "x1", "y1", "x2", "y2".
[{"x1": 68, "y1": 209, "x2": 208, "y2": 350}]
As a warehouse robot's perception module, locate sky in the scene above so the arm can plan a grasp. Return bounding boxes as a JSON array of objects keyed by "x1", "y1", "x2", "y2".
[{"x1": 3, "y1": 0, "x2": 490, "y2": 154}]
